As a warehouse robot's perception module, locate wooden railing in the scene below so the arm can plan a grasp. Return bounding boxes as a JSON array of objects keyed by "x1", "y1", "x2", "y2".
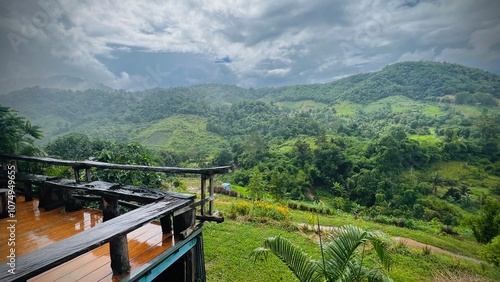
[
  {"x1": 0, "y1": 154, "x2": 233, "y2": 281},
  {"x1": 0, "y1": 154, "x2": 232, "y2": 218}
]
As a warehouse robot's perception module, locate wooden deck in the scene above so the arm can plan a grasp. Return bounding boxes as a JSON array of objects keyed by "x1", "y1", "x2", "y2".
[{"x1": 0, "y1": 196, "x2": 177, "y2": 281}]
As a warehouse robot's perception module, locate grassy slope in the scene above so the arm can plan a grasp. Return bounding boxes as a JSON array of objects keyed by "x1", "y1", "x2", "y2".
[
  {"x1": 333, "y1": 101, "x2": 362, "y2": 116},
  {"x1": 135, "y1": 115, "x2": 229, "y2": 154},
  {"x1": 203, "y1": 195, "x2": 500, "y2": 282},
  {"x1": 364, "y1": 96, "x2": 444, "y2": 116}
]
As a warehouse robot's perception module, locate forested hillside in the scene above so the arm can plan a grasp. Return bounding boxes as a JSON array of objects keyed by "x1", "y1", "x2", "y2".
[{"x1": 2, "y1": 60, "x2": 500, "y2": 279}]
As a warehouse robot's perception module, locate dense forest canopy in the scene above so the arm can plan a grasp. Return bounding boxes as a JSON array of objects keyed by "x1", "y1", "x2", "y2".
[{"x1": 1, "y1": 61, "x2": 500, "y2": 240}]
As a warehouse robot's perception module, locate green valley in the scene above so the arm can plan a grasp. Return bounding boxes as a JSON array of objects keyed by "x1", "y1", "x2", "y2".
[{"x1": 1, "y1": 61, "x2": 500, "y2": 281}]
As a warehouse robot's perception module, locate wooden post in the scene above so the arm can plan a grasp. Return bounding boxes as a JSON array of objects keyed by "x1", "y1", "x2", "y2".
[
  {"x1": 24, "y1": 183, "x2": 33, "y2": 202},
  {"x1": 173, "y1": 208, "x2": 195, "y2": 239},
  {"x1": 208, "y1": 176, "x2": 214, "y2": 215},
  {"x1": 85, "y1": 168, "x2": 91, "y2": 182},
  {"x1": 40, "y1": 184, "x2": 52, "y2": 209},
  {"x1": 73, "y1": 168, "x2": 80, "y2": 183},
  {"x1": 38, "y1": 184, "x2": 46, "y2": 208},
  {"x1": 102, "y1": 196, "x2": 131, "y2": 275},
  {"x1": 172, "y1": 207, "x2": 196, "y2": 281},
  {"x1": 1, "y1": 162, "x2": 7, "y2": 188},
  {"x1": 0, "y1": 189, "x2": 9, "y2": 219},
  {"x1": 200, "y1": 175, "x2": 206, "y2": 216},
  {"x1": 195, "y1": 233, "x2": 206, "y2": 281},
  {"x1": 160, "y1": 214, "x2": 172, "y2": 234}
]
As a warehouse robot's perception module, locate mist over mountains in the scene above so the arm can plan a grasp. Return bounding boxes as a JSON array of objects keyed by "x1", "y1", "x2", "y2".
[
  {"x1": 0, "y1": 75, "x2": 112, "y2": 94},
  {"x1": 1, "y1": 61, "x2": 499, "y2": 149}
]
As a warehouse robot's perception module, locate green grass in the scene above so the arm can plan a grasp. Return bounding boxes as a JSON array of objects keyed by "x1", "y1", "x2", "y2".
[
  {"x1": 420, "y1": 105, "x2": 443, "y2": 116},
  {"x1": 409, "y1": 134, "x2": 441, "y2": 145},
  {"x1": 333, "y1": 101, "x2": 362, "y2": 116},
  {"x1": 205, "y1": 195, "x2": 500, "y2": 282},
  {"x1": 204, "y1": 219, "x2": 319, "y2": 282},
  {"x1": 455, "y1": 105, "x2": 484, "y2": 117},
  {"x1": 135, "y1": 115, "x2": 229, "y2": 155},
  {"x1": 272, "y1": 135, "x2": 318, "y2": 153},
  {"x1": 363, "y1": 96, "x2": 444, "y2": 116},
  {"x1": 230, "y1": 184, "x2": 249, "y2": 196}
]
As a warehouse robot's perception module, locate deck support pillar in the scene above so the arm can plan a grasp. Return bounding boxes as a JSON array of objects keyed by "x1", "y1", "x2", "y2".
[
  {"x1": 103, "y1": 196, "x2": 131, "y2": 275},
  {"x1": 40, "y1": 183, "x2": 63, "y2": 210},
  {"x1": 171, "y1": 207, "x2": 196, "y2": 281},
  {"x1": 174, "y1": 208, "x2": 195, "y2": 239},
  {"x1": 200, "y1": 175, "x2": 206, "y2": 215},
  {"x1": 160, "y1": 214, "x2": 172, "y2": 234},
  {"x1": 0, "y1": 189, "x2": 9, "y2": 219},
  {"x1": 208, "y1": 176, "x2": 214, "y2": 215},
  {"x1": 24, "y1": 183, "x2": 33, "y2": 202},
  {"x1": 73, "y1": 168, "x2": 80, "y2": 183}
]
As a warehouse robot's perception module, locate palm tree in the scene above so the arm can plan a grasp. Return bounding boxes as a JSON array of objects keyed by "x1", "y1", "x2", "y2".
[{"x1": 251, "y1": 224, "x2": 392, "y2": 282}]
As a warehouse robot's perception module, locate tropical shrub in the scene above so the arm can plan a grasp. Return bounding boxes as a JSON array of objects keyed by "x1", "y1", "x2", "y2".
[{"x1": 251, "y1": 224, "x2": 392, "y2": 282}]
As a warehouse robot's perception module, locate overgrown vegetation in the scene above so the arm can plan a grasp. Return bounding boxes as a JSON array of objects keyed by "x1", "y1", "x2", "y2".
[{"x1": 1, "y1": 61, "x2": 500, "y2": 281}]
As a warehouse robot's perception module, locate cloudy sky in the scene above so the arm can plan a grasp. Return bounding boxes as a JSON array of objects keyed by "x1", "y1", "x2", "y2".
[{"x1": 0, "y1": 0, "x2": 499, "y2": 91}]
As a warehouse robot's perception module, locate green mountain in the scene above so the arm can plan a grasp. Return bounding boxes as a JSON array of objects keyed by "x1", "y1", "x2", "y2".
[{"x1": 0, "y1": 61, "x2": 499, "y2": 150}]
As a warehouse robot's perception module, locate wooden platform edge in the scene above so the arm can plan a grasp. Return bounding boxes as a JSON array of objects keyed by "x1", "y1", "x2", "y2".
[
  {"x1": 0, "y1": 197, "x2": 191, "y2": 282},
  {"x1": 123, "y1": 228, "x2": 203, "y2": 282}
]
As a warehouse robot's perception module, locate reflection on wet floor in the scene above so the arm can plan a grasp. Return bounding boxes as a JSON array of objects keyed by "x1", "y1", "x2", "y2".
[{"x1": 0, "y1": 196, "x2": 177, "y2": 281}]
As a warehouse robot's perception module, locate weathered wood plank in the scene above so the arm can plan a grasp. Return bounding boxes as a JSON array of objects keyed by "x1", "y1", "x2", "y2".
[
  {"x1": 1, "y1": 172, "x2": 58, "y2": 185},
  {"x1": 0, "y1": 154, "x2": 233, "y2": 175},
  {"x1": 195, "y1": 215, "x2": 224, "y2": 223},
  {"x1": 0, "y1": 197, "x2": 191, "y2": 282},
  {"x1": 1, "y1": 172, "x2": 196, "y2": 204},
  {"x1": 42, "y1": 180, "x2": 195, "y2": 203},
  {"x1": 173, "y1": 194, "x2": 216, "y2": 217}
]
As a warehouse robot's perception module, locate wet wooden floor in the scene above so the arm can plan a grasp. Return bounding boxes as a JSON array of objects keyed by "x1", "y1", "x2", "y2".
[{"x1": 0, "y1": 196, "x2": 175, "y2": 281}]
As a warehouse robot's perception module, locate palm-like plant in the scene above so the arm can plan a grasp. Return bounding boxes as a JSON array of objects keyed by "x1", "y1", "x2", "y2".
[{"x1": 251, "y1": 224, "x2": 392, "y2": 282}]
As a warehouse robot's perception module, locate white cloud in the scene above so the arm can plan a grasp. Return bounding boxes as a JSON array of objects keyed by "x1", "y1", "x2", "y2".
[
  {"x1": 266, "y1": 68, "x2": 291, "y2": 77},
  {"x1": 0, "y1": 0, "x2": 499, "y2": 90}
]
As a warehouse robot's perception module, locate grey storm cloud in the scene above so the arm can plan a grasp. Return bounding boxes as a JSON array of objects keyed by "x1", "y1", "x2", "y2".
[{"x1": 0, "y1": 0, "x2": 499, "y2": 91}]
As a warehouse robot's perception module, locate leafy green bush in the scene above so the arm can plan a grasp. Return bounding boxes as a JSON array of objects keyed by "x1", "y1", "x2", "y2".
[{"x1": 480, "y1": 235, "x2": 500, "y2": 266}]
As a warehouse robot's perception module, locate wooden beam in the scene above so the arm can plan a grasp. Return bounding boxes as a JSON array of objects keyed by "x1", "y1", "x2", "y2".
[
  {"x1": 103, "y1": 196, "x2": 131, "y2": 275},
  {"x1": 24, "y1": 183, "x2": 33, "y2": 202},
  {"x1": 173, "y1": 208, "x2": 195, "y2": 240},
  {"x1": 85, "y1": 168, "x2": 92, "y2": 182},
  {"x1": 173, "y1": 194, "x2": 216, "y2": 217},
  {"x1": 196, "y1": 215, "x2": 224, "y2": 223},
  {"x1": 0, "y1": 154, "x2": 233, "y2": 175},
  {"x1": 73, "y1": 168, "x2": 80, "y2": 183},
  {"x1": 208, "y1": 176, "x2": 214, "y2": 215},
  {"x1": 200, "y1": 175, "x2": 206, "y2": 216}
]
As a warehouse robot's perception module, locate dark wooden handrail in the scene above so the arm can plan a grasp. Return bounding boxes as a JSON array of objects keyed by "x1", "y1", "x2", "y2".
[
  {"x1": 0, "y1": 197, "x2": 191, "y2": 282},
  {"x1": 0, "y1": 154, "x2": 233, "y2": 175}
]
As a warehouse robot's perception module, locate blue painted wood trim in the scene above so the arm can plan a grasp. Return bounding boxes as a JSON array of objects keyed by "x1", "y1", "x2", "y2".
[{"x1": 123, "y1": 228, "x2": 203, "y2": 282}]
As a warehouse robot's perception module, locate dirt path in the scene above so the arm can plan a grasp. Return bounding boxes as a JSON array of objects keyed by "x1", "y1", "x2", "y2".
[
  {"x1": 392, "y1": 237, "x2": 486, "y2": 264},
  {"x1": 297, "y1": 223, "x2": 488, "y2": 265}
]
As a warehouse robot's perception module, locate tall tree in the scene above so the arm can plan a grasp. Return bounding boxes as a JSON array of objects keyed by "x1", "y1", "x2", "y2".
[
  {"x1": 0, "y1": 106, "x2": 43, "y2": 155},
  {"x1": 247, "y1": 167, "x2": 266, "y2": 200}
]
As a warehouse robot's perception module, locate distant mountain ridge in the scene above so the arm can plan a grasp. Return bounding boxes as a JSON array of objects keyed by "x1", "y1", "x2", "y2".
[
  {"x1": 0, "y1": 61, "x2": 499, "y2": 146},
  {"x1": 0, "y1": 75, "x2": 112, "y2": 94}
]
